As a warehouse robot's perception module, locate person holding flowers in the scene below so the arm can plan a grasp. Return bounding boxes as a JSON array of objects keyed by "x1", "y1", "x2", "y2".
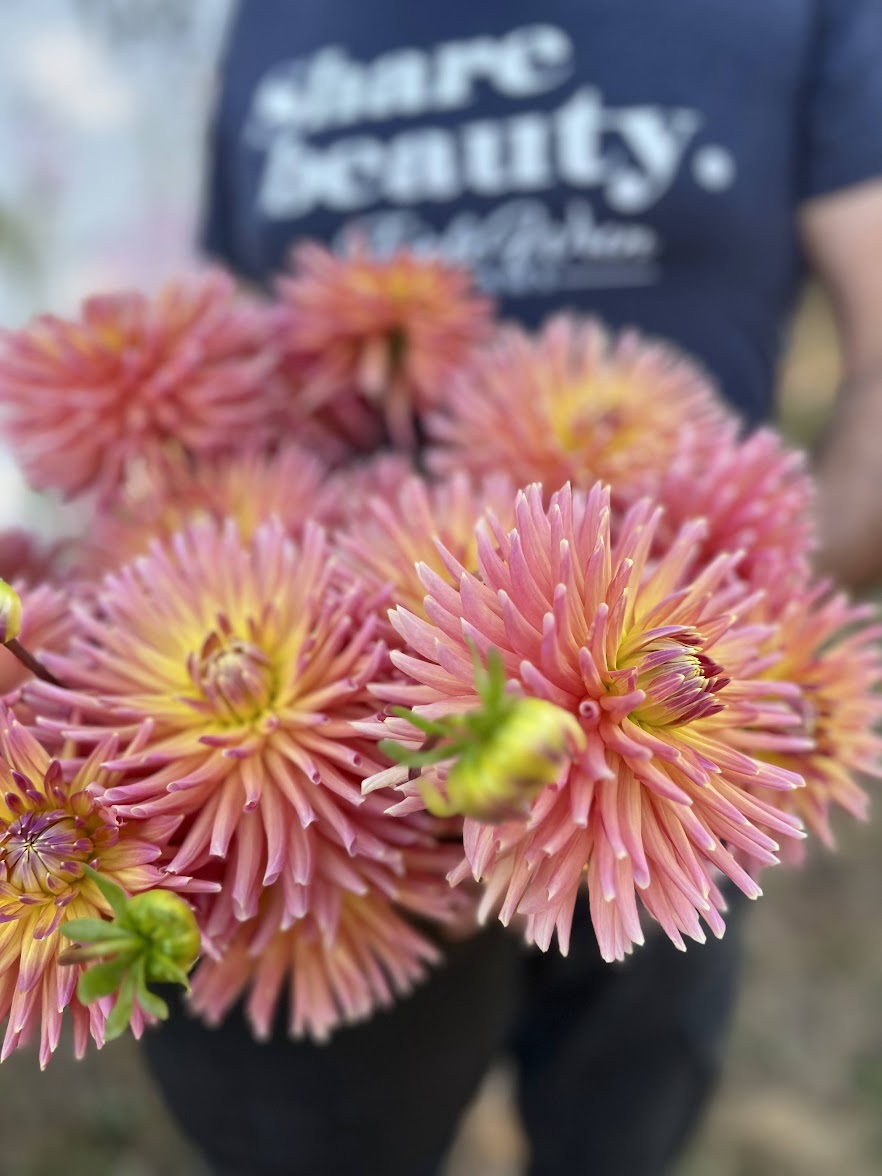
[{"x1": 0, "y1": 3, "x2": 881, "y2": 1175}]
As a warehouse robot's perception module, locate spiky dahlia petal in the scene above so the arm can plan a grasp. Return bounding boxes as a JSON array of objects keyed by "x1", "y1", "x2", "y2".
[
  {"x1": 274, "y1": 244, "x2": 493, "y2": 451},
  {"x1": 0, "y1": 271, "x2": 280, "y2": 500},
  {"x1": 368, "y1": 483, "x2": 806, "y2": 960},
  {"x1": 311, "y1": 453, "x2": 415, "y2": 533}
]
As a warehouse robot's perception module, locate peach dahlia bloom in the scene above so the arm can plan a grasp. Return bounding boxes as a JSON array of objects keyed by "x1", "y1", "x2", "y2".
[
  {"x1": 0, "y1": 271, "x2": 278, "y2": 500},
  {"x1": 728, "y1": 583, "x2": 882, "y2": 857},
  {"x1": 426, "y1": 315, "x2": 729, "y2": 505},
  {"x1": 370, "y1": 483, "x2": 806, "y2": 960},
  {"x1": 312, "y1": 452, "x2": 415, "y2": 533},
  {"x1": 274, "y1": 245, "x2": 493, "y2": 450},
  {"x1": 35, "y1": 520, "x2": 457, "y2": 949}
]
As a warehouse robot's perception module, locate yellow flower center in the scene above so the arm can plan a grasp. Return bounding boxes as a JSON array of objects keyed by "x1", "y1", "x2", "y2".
[
  {"x1": 192, "y1": 629, "x2": 275, "y2": 724},
  {"x1": 550, "y1": 376, "x2": 637, "y2": 459},
  {"x1": 619, "y1": 628, "x2": 728, "y2": 728},
  {"x1": 0, "y1": 809, "x2": 90, "y2": 896}
]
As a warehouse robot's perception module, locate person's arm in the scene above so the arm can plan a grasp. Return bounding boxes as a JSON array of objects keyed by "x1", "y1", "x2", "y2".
[{"x1": 799, "y1": 179, "x2": 882, "y2": 592}]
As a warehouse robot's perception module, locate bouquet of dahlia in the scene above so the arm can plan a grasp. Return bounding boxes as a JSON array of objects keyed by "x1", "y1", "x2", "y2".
[{"x1": 0, "y1": 246, "x2": 877, "y2": 1070}]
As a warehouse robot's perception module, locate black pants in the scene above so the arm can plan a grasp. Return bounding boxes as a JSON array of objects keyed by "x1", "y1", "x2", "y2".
[{"x1": 142, "y1": 894, "x2": 746, "y2": 1176}]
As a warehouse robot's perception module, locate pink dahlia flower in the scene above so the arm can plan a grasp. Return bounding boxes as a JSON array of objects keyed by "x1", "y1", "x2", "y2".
[
  {"x1": 726, "y1": 582, "x2": 882, "y2": 858},
  {"x1": 426, "y1": 315, "x2": 729, "y2": 504},
  {"x1": 338, "y1": 471, "x2": 516, "y2": 623},
  {"x1": 35, "y1": 520, "x2": 449, "y2": 940},
  {"x1": 370, "y1": 483, "x2": 806, "y2": 960},
  {"x1": 0, "y1": 271, "x2": 279, "y2": 500},
  {"x1": 0, "y1": 709, "x2": 195, "y2": 1067},
  {"x1": 82, "y1": 444, "x2": 329, "y2": 577},
  {"x1": 274, "y1": 245, "x2": 494, "y2": 451},
  {"x1": 650, "y1": 424, "x2": 816, "y2": 606}
]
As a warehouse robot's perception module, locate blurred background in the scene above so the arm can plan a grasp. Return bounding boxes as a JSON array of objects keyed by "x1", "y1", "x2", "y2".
[{"x1": 0, "y1": 3, "x2": 878, "y2": 1175}]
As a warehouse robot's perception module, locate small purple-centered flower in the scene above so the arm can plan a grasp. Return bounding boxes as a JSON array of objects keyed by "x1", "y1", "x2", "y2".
[{"x1": 0, "y1": 708, "x2": 200, "y2": 1067}]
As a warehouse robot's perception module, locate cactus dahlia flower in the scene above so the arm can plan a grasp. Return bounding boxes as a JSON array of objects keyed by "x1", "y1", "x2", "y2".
[
  {"x1": 83, "y1": 445, "x2": 329, "y2": 577},
  {"x1": 425, "y1": 315, "x2": 728, "y2": 503},
  {"x1": 274, "y1": 245, "x2": 493, "y2": 451},
  {"x1": 650, "y1": 424, "x2": 816, "y2": 604},
  {"x1": 190, "y1": 830, "x2": 465, "y2": 1042},
  {"x1": 370, "y1": 483, "x2": 806, "y2": 961},
  {"x1": 0, "y1": 271, "x2": 279, "y2": 501},
  {"x1": 0, "y1": 709, "x2": 195, "y2": 1067},
  {"x1": 337, "y1": 472, "x2": 516, "y2": 622},
  {"x1": 727, "y1": 583, "x2": 882, "y2": 859},
  {"x1": 36, "y1": 519, "x2": 436, "y2": 937}
]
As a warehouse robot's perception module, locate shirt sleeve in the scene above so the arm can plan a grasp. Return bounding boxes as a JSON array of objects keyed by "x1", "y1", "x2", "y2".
[{"x1": 799, "y1": 0, "x2": 882, "y2": 201}]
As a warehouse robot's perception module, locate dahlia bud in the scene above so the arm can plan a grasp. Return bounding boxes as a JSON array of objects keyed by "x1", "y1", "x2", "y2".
[
  {"x1": 59, "y1": 868, "x2": 200, "y2": 1041},
  {"x1": 122, "y1": 889, "x2": 202, "y2": 982},
  {"x1": 0, "y1": 579, "x2": 22, "y2": 644},
  {"x1": 380, "y1": 645, "x2": 585, "y2": 823},
  {"x1": 430, "y1": 696, "x2": 584, "y2": 821}
]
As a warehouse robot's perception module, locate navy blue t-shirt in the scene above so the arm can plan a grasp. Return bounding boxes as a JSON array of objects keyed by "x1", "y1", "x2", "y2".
[{"x1": 203, "y1": 0, "x2": 882, "y2": 424}]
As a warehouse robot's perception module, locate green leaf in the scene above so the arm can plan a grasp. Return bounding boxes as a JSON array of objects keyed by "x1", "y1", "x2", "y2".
[
  {"x1": 60, "y1": 918, "x2": 130, "y2": 944},
  {"x1": 104, "y1": 972, "x2": 136, "y2": 1042},
  {"x1": 482, "y1": 648, "x2": 508, "y2": 711},
  {"x1": 145, "y1": 957, "x2": 191, "y2": 989},
  {"x1": 81, "y1": 865, "x2": 128, "y2": 918},
  {"x1": 77, "y1": 959, "x2": 129, "y2": 1005},
  {"x1": 135, "y1": 983, "x2": 170, "y2": 1021},
  {"x1": 378, "y1": 738, "x2": 449, "y2": 768},
  {"x1": 388, "y1": 706, "x2": 444, "y2": 736},
  {"x1": 129, "y1": 955, "x2": 170, "y2": 1021}
]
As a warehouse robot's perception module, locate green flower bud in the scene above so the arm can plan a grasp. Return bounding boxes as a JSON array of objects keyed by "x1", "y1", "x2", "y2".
[
  {"x1": 124, "y1": 889, "x2": 202, "y2": 982},
  {"x1": 0, "y1": 580, "x2": 22, "y2": 644},
  {"x1": 60, "y1": 872, "x2": 201, "y2": 1041},
  {"x1": 426, "y1": 697, "x2": 585, "y2": 822}
]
